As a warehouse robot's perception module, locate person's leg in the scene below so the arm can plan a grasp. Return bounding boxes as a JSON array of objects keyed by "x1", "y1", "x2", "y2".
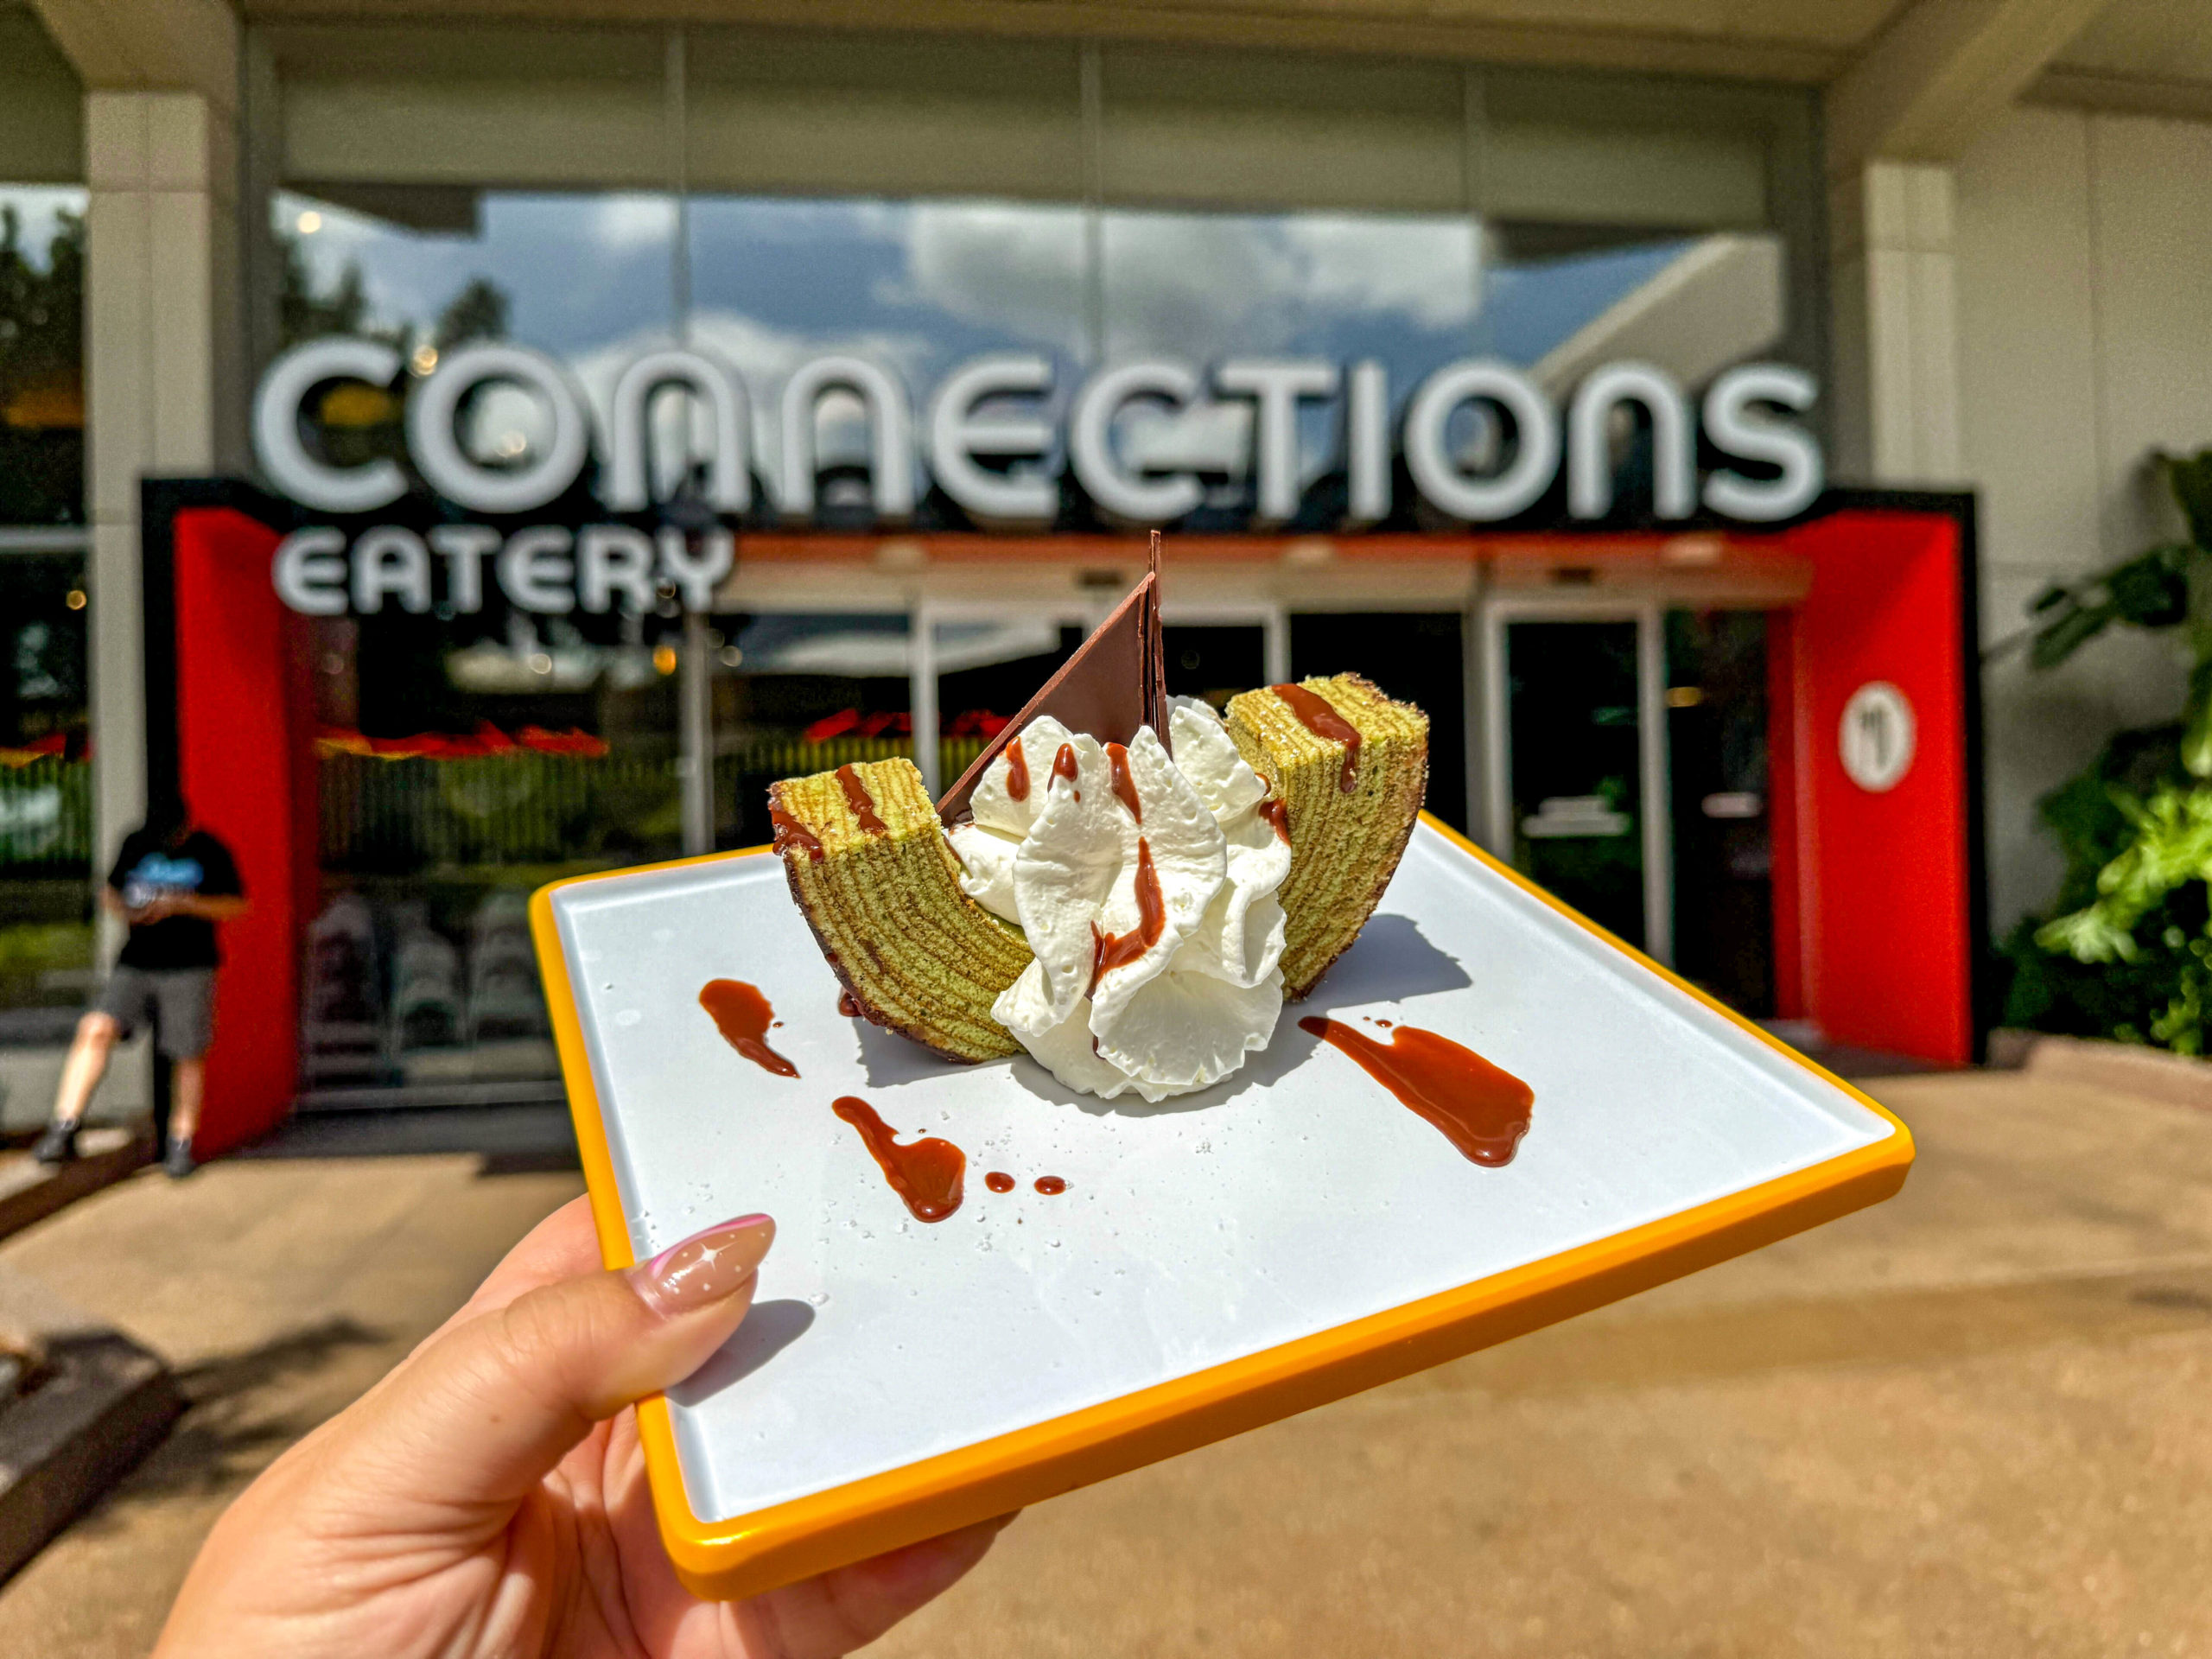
[
  {"x1": 157, "y1": 970, "x2": 216, "y2": 1177},
  {"x1": 50, "y1": 1012, "x2": 122, "y2": 1127},
  {"x1": 34, "y1": 1010, "x2": 123, "y2": 1165},
  {"x1": 168, "y1": 1058, "x2": 203, "y2": 1144}
]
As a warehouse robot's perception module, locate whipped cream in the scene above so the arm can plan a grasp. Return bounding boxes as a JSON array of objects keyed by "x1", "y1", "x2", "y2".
[{"x1": 949, "y1": 699, "x2": 1291, "y2": 1101}]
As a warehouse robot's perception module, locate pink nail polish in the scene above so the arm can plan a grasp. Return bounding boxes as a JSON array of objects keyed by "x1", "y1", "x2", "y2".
[{"x1": 630, "y1": 1213, "x2": 775, "y2": 1315}]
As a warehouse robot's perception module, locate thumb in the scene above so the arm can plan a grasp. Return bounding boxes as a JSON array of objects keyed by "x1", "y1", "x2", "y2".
[{"x1": 338, "y1": 1212, "x2": 775, "y2": 1516}]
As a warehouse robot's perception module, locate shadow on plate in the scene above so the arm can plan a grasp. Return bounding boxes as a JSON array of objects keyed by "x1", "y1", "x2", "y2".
[
  {"x1": 851, "y1": 1014, "x2": 977, "y2": 1089},
  {"x1": 1007, "y1": 910, "x2": 1472, "y2": 1118},
  {"x1": 671, "y1": 1299, "x2": 817, "y2": 1402}
]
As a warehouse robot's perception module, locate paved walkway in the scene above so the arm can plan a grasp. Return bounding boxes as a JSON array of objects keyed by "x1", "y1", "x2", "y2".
[{"x1": 3, "y1": 1073, "x2": 2211, "y2": 1656}]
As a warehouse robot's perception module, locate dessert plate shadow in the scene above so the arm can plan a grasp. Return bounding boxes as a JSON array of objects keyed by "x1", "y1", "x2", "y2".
[{"x1": 531, "y1": 815, "x2": 1913, "y2": 1601}]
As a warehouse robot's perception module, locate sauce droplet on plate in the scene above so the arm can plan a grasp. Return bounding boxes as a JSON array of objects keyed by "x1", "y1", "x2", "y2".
[
  {"x1": 984, "y1": 1171, "x2": 1015, "y2": 1193},
  {"x1": 1033, "y1": 1175, "x2": 1067, "y2": 1195},
  {"x1": 835, "y1": 765, "x2": 888, "y2": 835},
  {"x1": 833, "y1": 1096, "x2": 966, "y2": 1221},
  {"x1": 770, "y1": 806, "x2": 824, "y2": 861},
  {"x1": 1089, "y1": 838, "x2": 1165, "y2": 996},
  {"x1": 1298, "y1": 1017, "x2": 1533, "y2": 1166},
  {"x1": 1107, "y1": 741, "x2": 1142, "y2": 822},
  {"x1": 1270, "y1": 683, "x2": 1361, "y2": 791},
  {"x1": 1003, "y1": 739, "x2": 1030, "y2": 801},
  {"x1": 699, "y1": 980, "x2": 800, "y2": 1077},
  {"x1": 1051, "y1": 741, "x2": 1081, "y2": 799}
]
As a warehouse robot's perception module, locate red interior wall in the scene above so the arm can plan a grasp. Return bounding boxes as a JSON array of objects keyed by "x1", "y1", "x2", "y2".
[
  {"x1": 173, "y1": 508, "x2": 314, "y2": 1154},
  {"x1": 1779, "y1": 510, "x2": 1973, "y2": 1064}
]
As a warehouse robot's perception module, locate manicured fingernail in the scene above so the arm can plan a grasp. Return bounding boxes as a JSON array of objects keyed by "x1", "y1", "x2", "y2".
[{"x1": 630, "y1": 1213, "x2": 775, "y2": 1316}]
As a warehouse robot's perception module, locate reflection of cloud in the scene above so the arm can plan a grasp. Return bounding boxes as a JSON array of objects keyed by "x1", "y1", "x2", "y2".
[
  {"x1": 1096, "y1": 212, "x2": 1474, "y2": 361},
  {"x1": 0, "y1": 186, "x2": 86, "y2": 270},
  {"x1": 593, "y1": 194, "x2": 679, "y2": 250},
  {"x1": 885, "y1": 202, "x2": 1087, "y2": 357}
]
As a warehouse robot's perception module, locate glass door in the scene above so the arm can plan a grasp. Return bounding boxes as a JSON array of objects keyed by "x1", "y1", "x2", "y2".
[
  {"x1": 1484, "y1": 606, "x2": 1669, "y2": 959},
  {"x1": 1665, "y1": 609, "x2": 1774, "y2": 1014}
]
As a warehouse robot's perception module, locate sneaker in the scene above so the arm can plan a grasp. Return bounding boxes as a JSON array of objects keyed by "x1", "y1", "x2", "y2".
[
  {"x1": 162, "y1": 1135, "x2": 197, "y2": 1180},
  {"x1": 31, "y1": 1122, "x2": 79, "y2": 1166}
]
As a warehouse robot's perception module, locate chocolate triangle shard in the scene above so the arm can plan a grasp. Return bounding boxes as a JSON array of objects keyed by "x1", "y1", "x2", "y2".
[{"x1": 938, "y1": 531, "x2": 1168, "y2": 826}]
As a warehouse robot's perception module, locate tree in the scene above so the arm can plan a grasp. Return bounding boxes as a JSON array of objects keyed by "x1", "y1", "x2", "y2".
[
  {"x1": 0, "y1": 203, "x2": 86, "y2": 522},
  {"x1": 278, "y1": 229, "x2": 373, "y2": 349},
  {"x1": 435, "y1": 277, "x2": 510, "y2": 353}
]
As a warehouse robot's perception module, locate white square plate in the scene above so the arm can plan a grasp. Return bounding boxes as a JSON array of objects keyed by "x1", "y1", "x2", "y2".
[{"x1": 535, "y1": 818, "x2": 1911, "y2": 1593}]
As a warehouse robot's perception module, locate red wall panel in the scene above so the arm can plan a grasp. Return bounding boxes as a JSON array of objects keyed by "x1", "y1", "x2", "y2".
[
  {"x1": 1782, "y1": 511, "x2": 1973, "y2": 1064},
  {"x1": 172, "y1": 508, "x2": 313, "y2": 1154}
]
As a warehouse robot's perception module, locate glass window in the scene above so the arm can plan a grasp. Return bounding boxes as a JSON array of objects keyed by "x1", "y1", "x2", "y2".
[
  {"x1": 276, "y1": 188, "x2": 688, "y2": 1098},
  {"x1": 1100, "y1": 207, "x2": 1478, "y2": 529},
  {"x1": 710, "y1": 612, "x2": 912, "y2": 850},
  {"x1": 0, "y1": 551, "x2": 92, "y2": 1039},
  {"x1": 1666, "y1": 608, "x2": 1772, "y2": 1014},
  {"x1": 0, "y1": 186, "x2": 86, "y2": 526},
  {"x1": 685, "y1": 194, "x2": 1085, "y2": 520},
  {"x1": 1505, "y1": 619, "x2": 1645, "y2": 946}
]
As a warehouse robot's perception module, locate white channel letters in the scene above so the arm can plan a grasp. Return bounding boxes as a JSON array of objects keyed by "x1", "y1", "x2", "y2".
[{"x1": 257, "y1": 339, "x2": 1822, "y2": 616}]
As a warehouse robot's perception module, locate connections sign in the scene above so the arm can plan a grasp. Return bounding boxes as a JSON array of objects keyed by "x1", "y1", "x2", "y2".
[{"x1": 254, "y1": 338, "x2": 1822, "y2": 616}]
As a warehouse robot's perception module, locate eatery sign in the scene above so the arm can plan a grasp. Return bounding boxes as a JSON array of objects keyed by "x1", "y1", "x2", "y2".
[{"x1": 255, "y1": 338, "x2": 1822, "y2": 616}]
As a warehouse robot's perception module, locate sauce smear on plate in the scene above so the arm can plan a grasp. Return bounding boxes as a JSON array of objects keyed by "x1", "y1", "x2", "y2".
[
  {"x1": 699, "y1": 979, "x2": 800, "y2": 1077},
  {"x1": 834, "y1": 1096, "x2": 967, "y2": 1221},
  {"x1": 1298, "y1": 1017, "x2": 1533, "y2": 1166}
]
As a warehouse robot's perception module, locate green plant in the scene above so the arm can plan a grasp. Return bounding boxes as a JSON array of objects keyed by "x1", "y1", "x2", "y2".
[{"x1": 2005, "y1": 450, "x2": 2212, "y2": 1050}]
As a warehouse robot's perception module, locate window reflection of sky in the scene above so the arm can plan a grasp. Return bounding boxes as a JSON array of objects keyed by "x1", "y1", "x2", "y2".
[
  {"x1": 282, "y1": 187, "x2": 1700, "y2": 383},
  {"x1": 277, "y1": 186, "x2": 1732, "y2": 497}
]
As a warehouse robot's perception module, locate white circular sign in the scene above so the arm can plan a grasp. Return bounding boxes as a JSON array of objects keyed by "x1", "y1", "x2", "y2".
[{"x1": 1839, "y1": 681, "x2": 1916, "y2": 792}]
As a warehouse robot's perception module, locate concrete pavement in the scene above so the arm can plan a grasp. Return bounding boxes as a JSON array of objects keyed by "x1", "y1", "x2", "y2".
[{"x1": 2, "y1": 1071, "x2": 2209, "y2": 1655}]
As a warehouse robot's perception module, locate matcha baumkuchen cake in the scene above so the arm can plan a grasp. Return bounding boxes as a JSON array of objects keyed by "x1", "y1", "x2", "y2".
[
  {"x1": 770, "y1": 757, "x2": 1029, "y2": 1061},
  {"x1": 769, "y1": 537, "x2": 1430, "y2": 1096},
  {"x1": 1224, "y1": 674, "x2": 1429, "y2": 1000}
]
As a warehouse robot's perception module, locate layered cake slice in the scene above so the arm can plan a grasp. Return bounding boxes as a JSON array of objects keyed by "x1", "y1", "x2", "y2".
[
  {"x1": 1224, "y1": 675, "x2": 1430, "y2": 999},
  {"x1": 769, "y1": 540, "x2": 1430, "y2": 1095},
  {"x1": 770, "y1": 757, "x2": 1029, "y2": 1061}
]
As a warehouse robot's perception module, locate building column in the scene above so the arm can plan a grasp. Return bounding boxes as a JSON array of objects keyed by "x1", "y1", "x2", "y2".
[
  {"x1": 1827, "y1": 160, "x2": 1962, "y2": 486},
  {"x1": 85, "y1": 89, "x2": 242, "y2": 962}
]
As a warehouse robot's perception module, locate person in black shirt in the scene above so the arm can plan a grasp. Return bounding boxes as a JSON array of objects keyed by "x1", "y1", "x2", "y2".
[{"x1": 34, "y1": 797, "x2": 246, "y2": 1178}]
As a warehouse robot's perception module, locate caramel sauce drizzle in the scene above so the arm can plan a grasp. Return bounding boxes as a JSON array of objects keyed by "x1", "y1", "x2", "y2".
[
  {"x1": 1270, "y1": 683, "x2": 1361, "y2": 792},
  {"x1": 1051, "y1": 741, "x2": 1081, "y2": 799},
  {"x1": 1087, "y1": 838, "x2": 1165, "y2": 997},
  {"x1": 770, "y1": 805, "x2": 824, "y2": 862},
  {"x1": 1298, "y1": 1016, "x2": 1534, "y2": 1166},
  {"x1": 1256, "y1": 796, "x2": 1291, "y2": 844},
  {"x1": 836, "y1": 765, "x2": 888, "y2": 835},
  {"x1": 1003, "y1": 739, "x2": 1030, "y2": 801},
  {"x1": 698, "y1": 979, "x2": 800, "y2": 1077},
  {"x1": 832, "y1": 1096, "x2": 966, "y2": 1222},
  {"x1": 1107, "y1": 742, "x2": 1142, "y2": 822}
]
